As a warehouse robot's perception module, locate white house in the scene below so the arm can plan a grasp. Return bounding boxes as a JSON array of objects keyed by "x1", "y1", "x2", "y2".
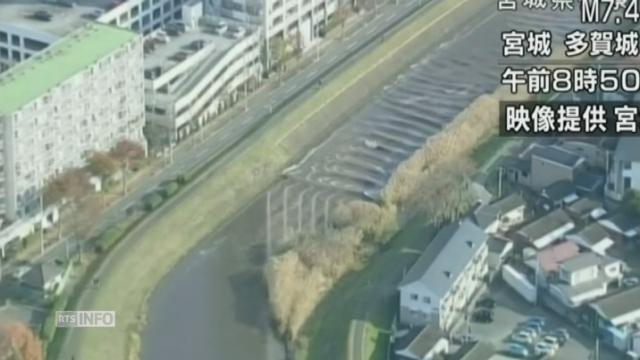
[
  {"x1": 548, "y1": 252, "x2": 624, "y2": 308},
  {"x1": 393, "y1": 325, "x2": 449, "y2": 360},
  {"x1": 398, "y1": 219, "x2": 488, "y2": 332},
  {"x1": 591, "y1": 287, "x2": 640, "y2": 352},
  {"x1": 516, "y1": 209, "x2": 575, "y2": 249},
  {"x1": 606, "y1": 137, "x2": 640, "y2": 202},
  {"x1": 566, "y1": 223, "x2": 615, "y2": 255},
  {"x1": 473, "y1": 193, "x2": 526, "y2": 234}
]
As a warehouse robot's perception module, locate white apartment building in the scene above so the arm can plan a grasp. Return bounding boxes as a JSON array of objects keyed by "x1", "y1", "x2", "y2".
[
  {"x1": 0, "y1": 23, "x2": 146, "y2": 220},
  {"x1": 0, "y1": 0, "x2": 190, "y2": 73},
  {"x1": 606, "y1": 138, "x2": 640, "y2": 202},
  {"x1": 143, "y1": 4, "x2": 262, "y2": 141},
  {"x1": 398, "y1": 219, "x2": 489, "y2": 333}
]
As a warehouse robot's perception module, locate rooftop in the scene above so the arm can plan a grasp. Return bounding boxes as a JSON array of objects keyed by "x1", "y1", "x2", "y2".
[
  {"x1": 568, "y1": 223, "x2": 611, "y2": 246},
  {"x1": 0, "y1": 22, "x2": 137, "y2": 115},
  {"x1": 552, "y1": 271, "x2": 610, "y2": 298},
  {"x1": 614, "y1": 137, "x2": 640, "y2": 162},
  {"x1": 395, "y1": 325, "x2": 445, "y2": 360},
  {"x1": 560, "y1": 252, "x2": 619, "y2": 272},
  {"x1": 534, "y1": 241, "x2": 580, "y2": 274},
  {"x1": 526, "y1": 144, "x2": 584, "y2": 168},
  {"x1": 449, "y1": 341, "x2": 495, "y2": 360},
  {"x1": 399, "y1": 219, "x2": 488, "y2": 298},
  {"x1": 541, "y1": 180, "x2": 577, "y2": 203},
  {"x1": 517, "y1": 208, "x2": 574, "y2": 243},
  {"x1": 599, "y1": 212, "x2": 640, "y2": 235},
  {"x1": 0, "y1": 0, "x2": 113, "y2": 37},
  {"x1": 144, "y1": 16, "x2": 255, "y2": 98},
  {"x1": 567, "y1": 197, "x2": 604, "y2": 217},
  {"x1": 473, "y1": 193, "x2": 525, "y2": 230},
  {"x1": 591, "y1": 286, "x2": 640, "y2": 323}
]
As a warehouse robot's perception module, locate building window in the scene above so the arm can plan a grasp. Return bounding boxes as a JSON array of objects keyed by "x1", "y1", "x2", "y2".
[
  {"x1": 173, "y1": 0, "x2": 182, "y2": 6},
  {"x1": 423, "y1": 297, "x2": 431, "y2": 304},
  {"x1": 11, "y1": 35, "x2": 20, "y2": 46},
  {"x1": 624, "y1": 177, "x2": 632, "y2": 190},
  {"x1": 23, "y1": 38, "x2": 48, "y2": 51},
  {"x1": 0, "y1": 47, "x2": 8, "y2": 59},
  {"x1": 410, "y1": 293, "x2": 418, "y2": 301},
  {"x1": 11, "y1": 50, "x2": 20, "y2": 61},
  {"x1": 163, "y1": 1, "x2": 171, "y2": 13},
  {"x1": 624, "y1": 161, "x2": 632, "y2": 170},
  {"x1": 0, "y1": 31, "x2": 7, "y2": 43},
  {"x1": 131, "y1": 5, "x2": 140, "y2": 17},
  {"x1": 152, "y1": 8, "x2": 162, "y2": 20},
  {"x1": 142, "y1": 0, "x2": 150, "y2": 11}
]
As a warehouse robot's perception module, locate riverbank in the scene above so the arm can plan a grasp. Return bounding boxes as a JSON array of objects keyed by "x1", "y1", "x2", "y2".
[{"x1": 63, "y1": 0, "x2": 478, "y2": 358}]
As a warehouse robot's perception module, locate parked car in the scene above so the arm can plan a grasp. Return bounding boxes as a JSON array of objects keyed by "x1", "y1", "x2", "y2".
[
  {"x1": 520, "y1": 322, "x2": 543, "y2": 335},
  {"x1": 528, "y1": 316, "x2": 546, "y2": 326},
  {"x1": 548, "y1": 329, "x2": 570, "y2": 345},
  {"x1": 476, "y1": 296, "x2": 496, "y2": 309},
  {"x1": 535, "y1": 342, "x2": 557, "y2": 357},
  {"x1": 472, "y1": 308, "x2": 494, "y2": 323},
  {"x1": 504, "y1": 342, "x2": 530, "y2": 358},
  {"x1": 511, "y1": 331, "x2": 534, "y2": 344},
  {"x1": 623, "y1": 277, "x2": 639, "y2": 288},
  {"x1": 517, "y1": 326, "x2": 539, "y2": 339},
  {"x1": 540, "y1": 335, "x2": 560, "y2": 350}
]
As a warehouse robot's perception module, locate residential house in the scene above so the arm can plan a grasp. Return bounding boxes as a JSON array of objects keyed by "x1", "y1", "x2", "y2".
[
  {"x1": 398, "y1": 219, "x2": 488, "y2": 332},
  {"x1": 548, "y1": 252, "x2": 624, "y2": 308},
  {"x1": 525, "y1": 241, "x2": 580, "y2": 287},
  {"x1": 591, "y1": 286, "x2": 640, "y2": 352},
  {"x1": 447, "y1": 341, "x2": 495, "y2": 360},
  {"x1": 393, "y1": 325, "x2": 448, "y2": 360},
  {"x1": 559, "y1": 137, "x2": 614, "y2": 169},
  {"x1": 19, "y1": 260, "x2": 72, "y2": 296},
  {"x1": 507, "y1": 143, "x2": 586, "y2": 190},
  {"x1": 539, "y1": 180, "x2": 579, "y2": 210},
  {"x1": 515, "y1": 209, "x2": 575, "y2": 249},
  {"x1": 566, "y1": 197, "x2": 607, "y2": 225},
  {"x1": 487, "y1": 236, "x2": 514, "y2": 273},
  {"x1": 566, "y1": 223, "x2": 615, "y2": 255},
  {"x1": 606, "y1": 137, "x2": 640, "y2": 202},
  {"x1": 473, "y1": 193, "x2": 526, "y2": 234},
  {"x1": 599, "y1": 212, "x2": 640, "y2": 241}
]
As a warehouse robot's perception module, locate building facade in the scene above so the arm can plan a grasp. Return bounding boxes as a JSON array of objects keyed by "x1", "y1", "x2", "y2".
[
  {"x1": 0, "y1": 23, "x2": 146, "y2": 220},
  {"x1": 606, "y1": 138, "x2": 640, "y2": 202},
  {"x1": 399, "y1": 220, "x2": 489, "y2": 333}
]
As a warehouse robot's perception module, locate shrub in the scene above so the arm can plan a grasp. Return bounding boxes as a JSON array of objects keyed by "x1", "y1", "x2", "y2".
[
  {"x1": 159, "y1": 181, "x2": 179, "y2": 199},
  {"x1": 142, "y1": 192, "x2": 164, "y2": 212}
]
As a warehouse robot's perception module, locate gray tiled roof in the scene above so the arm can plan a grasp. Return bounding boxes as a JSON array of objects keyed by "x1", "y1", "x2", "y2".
[
  {"x1": 567, "y1": 197, "x2": 603, "y2": 217},
  {"x1": 517, "y1": 209, "x2": 574, "y2": 242},
  {"x1": 473, "y1": 193, "x2": 525, "y2": 230},
  {"x1": 542, "y1": 180, "x2": 577, "y2": 202},
  {"x1": 449, "y1": 341, "x2": 495, "y2": 360},
  {"x1": 396, "y1": 325, "x2": 445, "y2": 359},
  {"x1": 399, "y1": 219, "x2": 487, "y2": 298},
  {"x1": 571, "y1": 223, "x2": 610, "y2": 246},
  {"x1": 592, "y1": 286, "x2": 640, "y2": 321},
  {"x1": 529, "y1": 144, "x2": 583, "y2": 168},
  {"x1": 560, "y1": 252, "x2": 603, "y2": 272}
]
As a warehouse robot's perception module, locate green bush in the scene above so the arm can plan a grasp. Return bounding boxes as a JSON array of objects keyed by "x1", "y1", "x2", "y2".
[
  {"x1": 177, "y1": 169, "x2": 197, "y2": 184},
  {"x1": 143, "y1": 192, "x2": 164, "y2": 212},
  {"x1": 42, "y1": 292, "x2": 70, "y2": 341},
  {"x1": 94, "y1": 226, "x2": 126, "y2": 254},
  {"x1": 160, "y1": 181, "x2": 179, "y2": 199}
]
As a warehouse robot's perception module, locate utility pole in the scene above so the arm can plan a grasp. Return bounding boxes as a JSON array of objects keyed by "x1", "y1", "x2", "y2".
[
  {"x1": 324, "y1": 196, "x2": 331, "y2": 231},
  {"x1": 498, "y1": 166, "x2": 503, "y2": 198},
  {"x1": 315, "y1": 23, "x2": 320, "y2": 62},
  {"x1": 266, "y1": 191, "x2": 272, "y2": 256},
  {"x1": 122, "y1": 158, "x2": 129, "y2": 195},
  {"x1": 283, "y1": 186, "x2": 289, "y2": 242},
  {"x1": 297, "y1": 193, "x2": 303, "y2": 231},
  {"x1": 38, "y1": 167, "x2": 45, "y2": 255}
]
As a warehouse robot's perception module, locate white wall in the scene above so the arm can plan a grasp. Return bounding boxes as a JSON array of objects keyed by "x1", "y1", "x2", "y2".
[{"x1": 502, "y1": 264, "x2": 537, "y2": 303}]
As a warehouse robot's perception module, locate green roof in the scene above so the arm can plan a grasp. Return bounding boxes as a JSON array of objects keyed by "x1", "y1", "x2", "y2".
[{"x1": 0, "y1": 22, "x2": 138, "y2": 115}]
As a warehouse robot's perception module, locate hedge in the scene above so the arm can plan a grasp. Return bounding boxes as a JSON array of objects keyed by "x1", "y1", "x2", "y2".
[{"x1": 159, "y1": 181, "x2": 179, "y2": 199}]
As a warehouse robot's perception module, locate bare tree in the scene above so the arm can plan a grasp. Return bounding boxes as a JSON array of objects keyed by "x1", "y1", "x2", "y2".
[
  {"x1": 86, "y1": 151, "x2": 118, "y2": 180},
  {"x1": 43, "y1": 168, "x2": 91, "y2": 206},
  {"x1": 1, "y1": 322, "x2": 43, "y2": 360}
]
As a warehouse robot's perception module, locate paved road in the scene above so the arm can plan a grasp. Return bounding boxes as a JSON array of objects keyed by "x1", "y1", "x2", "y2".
[{"x1": 55, "y1": 1, "x2": 446, "y2": 359}]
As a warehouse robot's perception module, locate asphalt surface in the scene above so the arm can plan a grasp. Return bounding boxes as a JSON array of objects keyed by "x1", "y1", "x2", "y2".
[{"x1": 55, "y1": 1, "x2": 447, "y2": 359}]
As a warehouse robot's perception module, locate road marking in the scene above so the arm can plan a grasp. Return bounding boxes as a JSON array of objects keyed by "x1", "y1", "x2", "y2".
[{"x1": 277, "y1": 0, "x2": 480, "y2": 145}]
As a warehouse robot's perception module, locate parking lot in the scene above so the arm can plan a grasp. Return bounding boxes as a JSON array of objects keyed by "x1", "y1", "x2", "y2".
[{"x1": 454, "y1": 280, "x2": 623, "y2": 359}]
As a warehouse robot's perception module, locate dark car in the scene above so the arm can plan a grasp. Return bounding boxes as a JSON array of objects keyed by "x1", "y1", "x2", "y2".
[
  {"x1": 472, "y1": 308, "x2": 494, "y2": 323},
  {"x1": 476, "y1": 296, "x2": 496, "y2": 309}
]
